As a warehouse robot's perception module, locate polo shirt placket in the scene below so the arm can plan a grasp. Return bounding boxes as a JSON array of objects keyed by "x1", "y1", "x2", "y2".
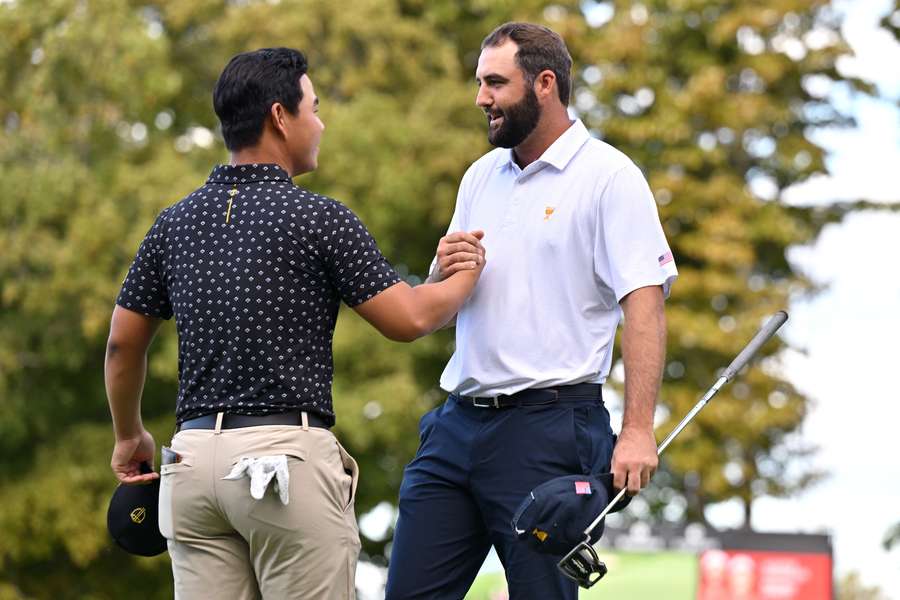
[{"x1": 438, "y1": 120, "x2": 678, "y2": 397}]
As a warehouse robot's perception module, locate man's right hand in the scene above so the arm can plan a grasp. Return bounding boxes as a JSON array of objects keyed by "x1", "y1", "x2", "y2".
[
  {"x1": 111, "y1": 428, "x2": 160, "y2": 485},
  {"x1": 431, "y1": 230, "x2": 485, "y2": 282}
]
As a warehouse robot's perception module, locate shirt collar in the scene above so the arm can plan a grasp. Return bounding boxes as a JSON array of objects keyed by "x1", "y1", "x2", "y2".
[
  {"x1": 206, "y1": 163, "x2": 292, "y2": 184},
  {"x1": 498, "y1": 119, "x2": 591, "y2": 173}
]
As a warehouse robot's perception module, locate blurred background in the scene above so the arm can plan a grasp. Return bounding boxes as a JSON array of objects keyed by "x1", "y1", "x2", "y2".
[{"x1": 1, "y1": 0, "x2": 897, "y2": 598}]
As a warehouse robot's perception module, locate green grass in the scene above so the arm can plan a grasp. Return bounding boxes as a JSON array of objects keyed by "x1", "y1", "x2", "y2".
[{"x1": 465, "y1": 552, "x2": 698, "y2": 600}]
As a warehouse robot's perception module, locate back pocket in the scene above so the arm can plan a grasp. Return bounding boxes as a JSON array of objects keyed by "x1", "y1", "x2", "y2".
[{"x1": 243, "y1": 451, "x2": 307, "y2": 530}]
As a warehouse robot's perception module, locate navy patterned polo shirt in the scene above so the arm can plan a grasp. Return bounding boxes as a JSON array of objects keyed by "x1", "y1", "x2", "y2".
[{"x1": 116, "y1": 163, "x2": 401, "y2": 426}]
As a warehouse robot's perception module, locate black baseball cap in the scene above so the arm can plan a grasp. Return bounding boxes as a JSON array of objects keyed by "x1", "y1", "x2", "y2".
[
  {"x1": 106, "y1": 462, "x2": 167, "y2": 557},
  {"x1": 511, "y1": 473, "x2": 631, "y2": 555}
]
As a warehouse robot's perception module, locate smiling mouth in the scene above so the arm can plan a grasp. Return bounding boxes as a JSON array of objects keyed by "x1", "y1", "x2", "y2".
[{"x1": 487, "y1": 113, "x2": 504, "y2": 129}]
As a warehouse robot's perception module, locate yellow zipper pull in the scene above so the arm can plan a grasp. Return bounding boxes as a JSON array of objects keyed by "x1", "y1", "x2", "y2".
[{"x1": 225, "y1": 184, "x2": 238, "y2": 223}]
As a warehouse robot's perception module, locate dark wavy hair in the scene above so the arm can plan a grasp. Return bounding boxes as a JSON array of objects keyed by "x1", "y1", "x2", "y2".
[{"x1": 213, "y1": 47, "x2": 309, "y2": 151}]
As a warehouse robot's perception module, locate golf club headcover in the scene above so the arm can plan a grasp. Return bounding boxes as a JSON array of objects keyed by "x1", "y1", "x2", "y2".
[{"x1": 510, "y1": 473, "x2": 631, "y2": 555}]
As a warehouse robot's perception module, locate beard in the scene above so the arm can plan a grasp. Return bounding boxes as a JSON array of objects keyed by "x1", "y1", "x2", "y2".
[{"x1": 486, "y1": 86, "x2": 541, "y2": 148}]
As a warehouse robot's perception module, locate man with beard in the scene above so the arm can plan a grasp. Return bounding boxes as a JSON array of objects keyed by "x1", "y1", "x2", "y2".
[{"x1": 385, "y1": 23, "x2": 678, "y2": 599}]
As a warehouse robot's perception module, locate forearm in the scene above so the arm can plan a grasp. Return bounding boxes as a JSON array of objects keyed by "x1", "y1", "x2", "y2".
[
  {"x1": 355, "y1": 269, "x2": 479, "y2": 341},
  {"x1": 409, "y1": 270, "x2": 476, "y2": 333},
  {"x1": 105, "y1": 343, "x2": 149, "y2": 440},
  {"x1": 422, "y1": 261, "x2": 458, "y2": 328},
  {"x1": 620, "y1": 290, "x2": 666, "y2": 432}
]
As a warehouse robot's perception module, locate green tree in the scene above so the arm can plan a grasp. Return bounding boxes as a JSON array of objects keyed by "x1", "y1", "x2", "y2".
[
  {"x1": 837, "y1": 571, "x2": 890, "y2": 600},
  {"x1": 561, "y1": 0, "x2": 868, "y2": 527},
  {"x1": 881, "y1": 0, "x2": 900, "y2": 41},
  {"x1": 0, "y1": 0, "x2": 891, "y2": 596},
  {"x1": 884, "y1": 521, "x2": 900, "y2": 551},
  {"x1": 876, "y1": 0, "x2": 900, "y2": 567}
]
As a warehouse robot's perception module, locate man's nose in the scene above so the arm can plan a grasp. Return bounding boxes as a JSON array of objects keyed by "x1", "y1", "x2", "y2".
[{"x1": 475, "y1": 84, "x2": 491, "y2": 108}]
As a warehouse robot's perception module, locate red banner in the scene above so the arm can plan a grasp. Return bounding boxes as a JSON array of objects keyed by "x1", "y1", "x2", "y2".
[{"x1": 697, "y1": 549, "x2": 832, "y2": 600}]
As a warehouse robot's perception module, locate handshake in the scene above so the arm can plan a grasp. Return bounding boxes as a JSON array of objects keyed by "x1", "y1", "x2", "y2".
[{"x1": 428, "y1": 229, "x2": 487, "y2": 282}]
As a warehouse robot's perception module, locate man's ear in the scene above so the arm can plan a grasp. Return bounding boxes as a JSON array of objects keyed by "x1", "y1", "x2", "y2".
[
  {"x1": 534, "y1": 70, "x2": 558, "y2": 103},
  {"x1": 270, "y1": 102, "x2": 289, "y2": 139}
]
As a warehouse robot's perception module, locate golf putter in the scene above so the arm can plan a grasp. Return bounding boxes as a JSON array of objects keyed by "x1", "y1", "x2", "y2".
[{"x1": 558, "y1": 311, "x2": 789, "y2": 588}]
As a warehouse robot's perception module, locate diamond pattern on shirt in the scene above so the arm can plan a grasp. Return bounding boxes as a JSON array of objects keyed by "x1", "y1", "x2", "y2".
[{"x1": 116, "y1": 163, "x2": 401, "y2": 425}]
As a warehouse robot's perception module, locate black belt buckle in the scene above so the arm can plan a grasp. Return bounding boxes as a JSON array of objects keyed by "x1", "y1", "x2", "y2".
[
  {"x1": 558, "y1": 540, "x2": 608, "y2": 589},
  {"x1": 471, "y1": 396, "x2": 501, "y2": 408}
]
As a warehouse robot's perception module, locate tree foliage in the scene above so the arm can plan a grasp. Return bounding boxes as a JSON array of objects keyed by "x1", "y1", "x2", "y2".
[
  {"x1": 0, "y1": 0, "x2": 886, "y2": 595},
  {"x1": 837, "y1": 571, "x2": 890, "y2": 600}
]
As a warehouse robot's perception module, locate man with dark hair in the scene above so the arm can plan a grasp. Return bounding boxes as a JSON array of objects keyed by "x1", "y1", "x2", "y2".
[
  {"x1": 105, "y1": 47, "x2": 485, "y2": 599},
  {"x1": 385, "y1": 24, "x2": 677, "y2": 599},
  {"x1": 481, "y1": 21, "x2": 573, "y2": 106}
]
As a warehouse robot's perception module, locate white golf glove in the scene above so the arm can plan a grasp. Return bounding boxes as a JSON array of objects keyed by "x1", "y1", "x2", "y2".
[{"x1": 222, "y1": 455, "x2": 291, "y2": 505}]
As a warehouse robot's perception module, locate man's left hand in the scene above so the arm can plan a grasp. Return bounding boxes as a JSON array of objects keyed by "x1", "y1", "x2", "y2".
[
  {"x1": 611, "y1": 426, "x2": 658, "y2": 495},
  {"x1": 111, "y1": 428, "x2": 160, "y2": 485}
]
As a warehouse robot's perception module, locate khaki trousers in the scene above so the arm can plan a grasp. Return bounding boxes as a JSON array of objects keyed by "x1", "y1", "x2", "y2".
[{"x1": 159, "y1": 419, "x2": 360, "y2": 599}]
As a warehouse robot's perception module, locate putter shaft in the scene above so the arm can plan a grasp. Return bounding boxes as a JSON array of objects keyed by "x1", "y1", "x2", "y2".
[{"x1": 580, "y1": 311, "x2": 788, "y2": 539}]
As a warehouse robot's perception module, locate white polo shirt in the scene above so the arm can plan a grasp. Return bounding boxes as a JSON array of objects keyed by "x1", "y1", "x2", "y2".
[{"x1": 438, "y1": 119, "x2": 677, "y2": 396}]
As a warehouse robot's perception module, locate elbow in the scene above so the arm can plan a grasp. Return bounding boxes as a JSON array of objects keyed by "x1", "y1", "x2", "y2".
[
  {"x1": 387, "y1": 332, "x2": 419, "y2": 343},
  {"x1": 382, "y1": 331, "x2": 418, "y2": 343},
  {"x1": 386, "y1": 322, "x2": 430, "y2": 343},
  {"x1": 384, "y1": 314, "x2": 435, "y2": 343},
  {"x1": 408, "y1": 311, "x2": 443, "y2": 340}
]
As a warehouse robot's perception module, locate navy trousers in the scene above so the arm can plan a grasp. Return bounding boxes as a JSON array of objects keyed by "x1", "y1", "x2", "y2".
[{"x1": 385, "y1": 389, "x2": 615, "y2": 600}]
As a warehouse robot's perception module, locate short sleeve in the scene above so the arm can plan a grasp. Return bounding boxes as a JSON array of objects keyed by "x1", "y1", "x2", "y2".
[
  {"x1": 116, "y1": 209, "x2": 174, "y2": 319},
  {"x1": 320, "y1": 202, "x2": 402, "y2": 307},
  {"x1": 594, "y1": 164, "x2": 677, "y2": 302}
]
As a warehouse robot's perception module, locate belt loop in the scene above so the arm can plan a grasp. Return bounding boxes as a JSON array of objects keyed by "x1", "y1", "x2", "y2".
[
  {"x1": 214, "y1": 412, "x2": 224, "y2": 434},
  {"x1": 301, "y1": 411, "x2": 309, "y2": 431}
]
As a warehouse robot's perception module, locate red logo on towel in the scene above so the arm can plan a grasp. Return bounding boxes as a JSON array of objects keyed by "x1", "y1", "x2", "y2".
[{"x1": 575, "y1": 481, "x2": 592, "y2": 495}]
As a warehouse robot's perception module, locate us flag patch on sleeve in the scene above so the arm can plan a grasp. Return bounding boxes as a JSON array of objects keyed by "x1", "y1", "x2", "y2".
[{"x1": 658, "y1": 251, "x2": 673, "y2": 267}]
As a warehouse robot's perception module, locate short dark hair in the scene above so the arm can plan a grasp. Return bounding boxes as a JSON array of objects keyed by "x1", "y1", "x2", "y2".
[
  {"x1": 213, "y1": 47, "x2": 309, "y2": 151},
  {"x1": 481, "y1": 23, "x2": 573, "y2": 106}
]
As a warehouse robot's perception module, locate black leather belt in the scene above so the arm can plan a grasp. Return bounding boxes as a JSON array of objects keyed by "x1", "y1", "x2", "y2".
[
  {"x1": 177, "y1": 410, "x2": 330, "y2": 432},
  {"x1": 452, "y1": 383, "x2": 602, "y2": 409}
]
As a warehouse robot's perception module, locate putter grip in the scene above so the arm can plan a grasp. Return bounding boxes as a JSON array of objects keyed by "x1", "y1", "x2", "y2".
[{"x1": 721, "y1": 311, "x2": 788, "y2": 380}]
